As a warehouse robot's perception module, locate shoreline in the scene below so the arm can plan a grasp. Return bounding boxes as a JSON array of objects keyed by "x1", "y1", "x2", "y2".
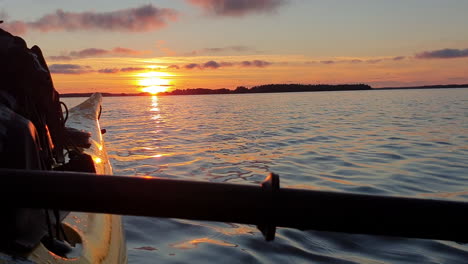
[{"x1": 59, "y1": 84, "x2": 468, "y2": 98}]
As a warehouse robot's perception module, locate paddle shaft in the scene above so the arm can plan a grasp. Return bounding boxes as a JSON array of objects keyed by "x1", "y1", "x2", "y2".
[{"x1": 1, "y1": 169, "x2": 467, "y2": 242}]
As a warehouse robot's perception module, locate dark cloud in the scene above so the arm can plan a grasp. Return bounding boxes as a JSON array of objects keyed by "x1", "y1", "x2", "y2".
[
  {"x1": 49, "y1": 64, "x2": 92, "y2": 74},
  {"x1": 187, "y1": 0, "x2": 288, "y2": 16},
  {"x1": 50, "y1": 64, "x2": 151, "y2": 74},
  {"x1": 220, "y1": 62, "x2": 234, "y2": 67},
  {"x1": 365, "y1": 59, "x2": 382, "y2": 64},
  {"x1": 120, "y1": 67, "x2": 146, "y2": 72},
  {"x1": 70, "y1": 48, "x2": 108, "y2": 58},
  {"x1": 188, "y1": 45, "x2": 254, "y2": 55},
  {"x1": 1, "y1": 4, "x2": 178, "y2": 35},
  {"x1": 304, "y1": 58, "x2": 387, "y2": 65},
  {"x1": 203, "y1": 48, "x2": 227, "y2": 53},
  {"x1": 303, "y1": 57, "x2": 407, "y2": 66},
  {"x1": 48, "y1": 55, "x2": 73, "y2": 61},
  {"x1": 167, "y1": 65, "x2": 180, "y2": 70},
  {"x1": 392, "y1": 56, "x2": 406, "y2": 61},
  {"x1": 175, "y1": 60, "x2": 272, "y2": 70},
  {"x1": 203, "y1": 60, "x2": 221, "y2": 69},
  {"x1": 415, "y1": 48, "x2": 468, "y2": 59},
  {"x1": 241, "y1": 60, "x2": 272, "y2": 67},
  {"x1": 184, "y1": 63, "x2": 201, "y2": 69},
  {"x1": 252, "y1": 60, "x2": 271, "y2": 67},
  {"x1": 49, "y1": 47, "x2": 149, "y2": 60},
  {"x1": 98, "y1": 68, "x2": 119, "y2": 74},
  {"x1": 240, "y1": 61, "x2": 252, "y2": 66}
]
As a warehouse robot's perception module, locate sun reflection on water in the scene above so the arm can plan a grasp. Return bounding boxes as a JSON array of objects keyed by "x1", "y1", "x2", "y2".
[
  {"x1": 150, "y1": 95, "x2": 160, "y2": 112},
  {"x1": 150, "y1": 96, "x2": 162, "y2": 122}
]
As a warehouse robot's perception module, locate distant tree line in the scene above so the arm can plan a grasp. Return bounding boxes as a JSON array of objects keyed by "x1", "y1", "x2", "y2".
[
  {"x1": 380, "y1": 84, "x2": 468, "y2": 90},
  {"x1": 158, "y1": 83, "x2": 372, "y2": 96},
  {"x1": 244, "y1": 83, "x2": 372, "y2": 93},
  {"x1": 59, "y1": 83, "x2": 467, "y2": 98}
]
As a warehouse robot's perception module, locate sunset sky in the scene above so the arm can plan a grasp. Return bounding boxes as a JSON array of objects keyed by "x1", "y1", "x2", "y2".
[{"x1": 1, "y1": 0, "x2": 468, "y2": 94}]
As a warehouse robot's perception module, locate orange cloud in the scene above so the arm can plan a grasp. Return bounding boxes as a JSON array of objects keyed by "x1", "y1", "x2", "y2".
[
  {"x1": 112, "y1": 47, "x2": 148, "y2": 56},
  {"x1": 156, "y1": 40, "x2": 177, "y2": 56}
]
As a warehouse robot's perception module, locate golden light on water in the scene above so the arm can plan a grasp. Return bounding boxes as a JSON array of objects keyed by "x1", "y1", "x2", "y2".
[
  {"x1": 171, "y1": 238, "x2": 236, "y2": 249},
  {"x1": 136, "y1": 71, "x2": 173, "y2": 94}
]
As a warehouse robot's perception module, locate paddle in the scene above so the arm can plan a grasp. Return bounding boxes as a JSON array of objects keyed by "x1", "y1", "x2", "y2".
[{"x1": 1, "y1": 168, "x2": 466, "y2": 242}]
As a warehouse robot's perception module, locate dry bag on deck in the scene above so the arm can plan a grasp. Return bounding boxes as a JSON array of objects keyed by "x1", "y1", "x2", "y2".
[
  {"x1": 0, "y1": 28, "x2": 68, "y2": 252},
  {"x1": 0, "y1": 28, "x2": 65, "y2": 168}
]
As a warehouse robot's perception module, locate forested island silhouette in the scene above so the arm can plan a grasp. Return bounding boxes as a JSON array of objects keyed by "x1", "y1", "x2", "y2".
[
  {"x1": 159, "y1": 83, "x2": 371, "y2": 96},
  {"x1": 60, "y1": 83, "x2": 468, "y2": 97},
  {"x1": 61, "y1": 84, "x2": 370, "y2": 97}
]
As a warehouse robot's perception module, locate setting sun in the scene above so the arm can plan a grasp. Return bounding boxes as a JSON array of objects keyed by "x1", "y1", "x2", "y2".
[
  {"x1": 141, "y1": 86, "x2": 168, "y2": 94},
  {"x1": 136, "y1": 71, "x2": 173, "y2": 94}
]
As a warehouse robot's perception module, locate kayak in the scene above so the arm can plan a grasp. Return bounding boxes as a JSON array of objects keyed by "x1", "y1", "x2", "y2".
[{"x1": 0, "y1": 93, "x2": 127, "y2": 263}]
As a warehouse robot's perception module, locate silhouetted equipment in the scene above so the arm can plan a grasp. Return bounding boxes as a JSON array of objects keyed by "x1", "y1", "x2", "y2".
[
  {"x1": 0, "y1": 28, "x2": 92, "y2": 256},
  {"x1": 1, "y1": 169, "x2": 467, "y2": 243}
]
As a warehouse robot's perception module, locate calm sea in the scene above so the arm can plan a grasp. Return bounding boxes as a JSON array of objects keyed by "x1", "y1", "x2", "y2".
[{"x1": 65, "y1": 88, "x2": 468, "y2": 263}]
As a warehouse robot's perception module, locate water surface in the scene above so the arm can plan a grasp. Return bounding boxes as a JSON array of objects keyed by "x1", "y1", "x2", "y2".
[{"x1": 65, "y1": 88, "x2": 468, "y2": 263}]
